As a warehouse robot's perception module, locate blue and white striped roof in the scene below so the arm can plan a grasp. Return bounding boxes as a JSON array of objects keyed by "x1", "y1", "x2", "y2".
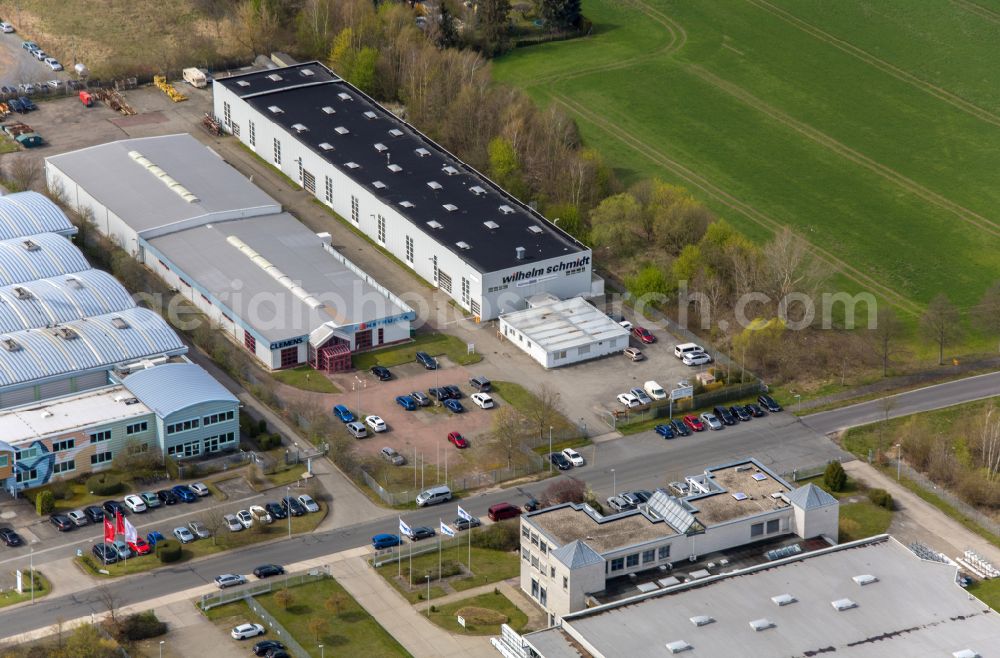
[
  {"x1": 0, "y1": 269, "x2": 136, "y2": 334},
  {"x1": 0, "y1": 192, "x2": 76, "y2": 239},
  {"x1": 0, "y1": 307, "x2": 186, "y2": 387},
  {"x1": 123, "y1": 362, "x2": 238, "y2": 418},
  {"x1": 0, "y1": 232, "x2": 89, "y2": 286}
]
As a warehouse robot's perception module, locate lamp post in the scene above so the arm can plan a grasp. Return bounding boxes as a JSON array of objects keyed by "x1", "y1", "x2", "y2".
[
  {"x1": 319, "y1": 645, "x2": 324, "y2": 658},
  {"x1": 794, "y1": 393, "x2": 801, "y2": 413},
  {"x1": 426, "y1": 574, "x2": 431, "y2": 615},
  {"x1": 895, "y1": 443, "x2": 902, "y2": 481},
  {"x1": 611, "y1": 468, "x2": 616, "y2": 497},
  {"x1": 286, "y1": 485, "x2": 292, "y2": 539},
  {"x1": 159, "y1": 640, "x2": 165, "y2": 658},
  {"x1": 29, "y1": 542, "x2": 34, "y2": 604},
  {"x1": 548, "y1": 426, "x2": 553, "y2": 472}
]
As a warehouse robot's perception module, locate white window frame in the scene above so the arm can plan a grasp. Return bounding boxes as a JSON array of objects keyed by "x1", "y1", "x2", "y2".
[
  {"x1": 377, "y1": 214, "x2": 386, "y2": 244},
  {"x1": 273, "y1": 137, "x2": 282, "y2": 165},
  {"x1": 405, "y1": 235, "x2": 414, "y2": 263}
]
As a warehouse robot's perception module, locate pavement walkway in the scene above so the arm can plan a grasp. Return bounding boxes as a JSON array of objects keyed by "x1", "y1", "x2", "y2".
[{"x1": 843, "y1": 460, "x2": 1000, "y2": 567}]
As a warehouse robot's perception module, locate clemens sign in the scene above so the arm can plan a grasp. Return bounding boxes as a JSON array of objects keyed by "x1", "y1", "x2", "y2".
[{"x1": 501, "y1": 255, "x2": 591, "y2": 285}]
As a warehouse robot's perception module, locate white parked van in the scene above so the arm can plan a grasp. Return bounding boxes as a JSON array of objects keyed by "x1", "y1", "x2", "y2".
[
  {"x1": 674, "y1": 343, "x2": 704, "y2": 359},
  {"x1": 644, "y1": 381, "x2": 667, "y2": 400},
  {"x1": 415, "y1": 485, "x2": 452, "y2": 507}
]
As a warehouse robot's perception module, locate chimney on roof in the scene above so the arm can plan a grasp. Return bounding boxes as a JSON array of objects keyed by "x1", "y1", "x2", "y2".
[{"x1": 515, "y1": 246, "x2": 526, "y2": 260}]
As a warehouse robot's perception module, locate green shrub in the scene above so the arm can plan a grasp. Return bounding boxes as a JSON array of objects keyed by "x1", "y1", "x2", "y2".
[
  {"x1": 256, "y1": 433, "x2": 282, "y2": 450},
  {"x1": 35, "y1": 490, "x2": 54, "y2": 515},
  {"x1": 824, "y1": 461, "x2": 847, "y2": 492},
  {"x1": 867, "y1": 488, "x2": 894, "y2": 510},
  {"x1": 164, "y1": 455, "x2": 179, "y2": 480},
  {"x1": 156, "y1": 539, "x2": 182, "y2": 563},
  {"x1": 86, "y1": 473, "x2": 124, "y2": 496},
  {"x1": 257, "y1": 419, "x2": 268, "y2": 435},
  {"x1": 471, "y1": 519, "x2": 519, "y2": 551},
  {"x1": 48, "y1": 480, "x2": 69, "y2": 500},
  {"x1": 118, "y1": 611, "x2": 167, "y2": 641}
]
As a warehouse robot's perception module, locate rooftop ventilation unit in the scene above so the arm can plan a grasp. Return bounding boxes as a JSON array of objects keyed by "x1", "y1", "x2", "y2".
[
  {"x1": 749, "y1": 619, "x2": 775, "y2": 632},
  {"x1": 469, "y1": 185, "x2": 486, "y2": 196},
  {"x1": 853, "y1": 574, "x2": 878, "y2": 586},
  {"x1": 319, "y1": 142, "x2": 334, "y2": 151},
  {"x1": 953, "y1": 650, "x2": 982, "y2": 658},
  {"x1": 442, "y1": 165, "x2": 459, "y2": 176},
  {"x1": 335, "y1": 126, "x2": 349, "y2": 135},
  {"x1": 372, "y1": 181, "x2": 386, "y2": 189},
  {"x1": 527, "y1": 225, "x2": 543, "y2": 235},
  {"x1": 427, "y1": 181, "x2": 442, "y2": 190},
  {"x1": 322, "y1": 106, "x2": 335, "y2": 114},
  {"x1": 400, "y1": 201, "x2": 415, "y2": 208},
  {"x1": 267, "y1": 73, "x2": 283, "y2": 82},
  {"x1": 338, "y1": 92, "x2": 352, "y2": 101},
  {"x1": 732, "y1": 492, "x2": 748, "y2": 501},
  {"x1": 689, "y1": 616, "x2": 715, "y2": 627},
  {"x1": 345, "y1": 162, "x2": 360, "y2": 169},
  {"x1": 443, "y1": 204, "x2": 458, "y2": 212},
  {"x1": 415, "y1": 148, "x2": 431, "y2": 157},
  {"x1": 55, "y1": 326, "x2": 78, "y2": 340},
  {"x1": 12, "y1": 286, "x2": 31, "y2": 300},
  {"x1": 1, "y1": 337, "x2": 20, "y2": 352},
  {"x1": 771, "y1": 594, "x2": 796, "y2": 607},
  {"x1": 752, "y1": 473, "x2": 768, "y2": 481},
  {"x1": 236, "y1": 80, "x2": 250, "y2": 87},
  {"x1": 111, "y1": 316, "x2": 130, "y2": 330},
  {"x1": 300, "y1": 68, "x2": 314, "y2": 76},
  {"x1": 515, "y1": 246, "x2": 526, "y2": 260},
  {"x1": 831, "y1": 598, "x2": 857, "y2": 611},
  {"x1": 456, "y1": 241, "x2": 471, "y2": 250},
  {"x1": 22, "y1": 239, "x2": 39, "y2": 251},
  {"x1": 483, "y1": 220, "x2": 499, "y2": 230},
  {"x1": 427, "y1": 220, "x2": 443, "y2": 230},
  {"x1": 364, "y1": 111, "x2": 377, "y2": 120},
  {"x1": 387, "y1": 164, "x2": 402, "y2": 173},
  {"x1": 389, "y1": 128, "x2": 404, "y2": 137},
  {"x1": 374, "y1": 143, "x2": 388, "y2": 152},
  {"x1": 735, "y1": 464, "x2": 754, "y2": 472},
  {"x1": 292, "y1": 123, "x2": 308, "y2": 133},
  {"x1": 499, "y1": 205, "x2": 515, "y2": 215},
  {"x1": 665, "y1": 641, "x2": 693, "y2": 654},
  {"x1": 268, "y1": 105, "x2": 283, "y2": 114},
  {"x1": 65, "y1": 277, "x2": 83, "y2": 290}
]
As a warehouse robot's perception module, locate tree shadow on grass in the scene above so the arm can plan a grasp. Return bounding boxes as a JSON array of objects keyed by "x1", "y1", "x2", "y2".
[
  {"x1": 338, "y1": 611, "x2": 367, "y2": 624},
  {"x1": 320, "y1": 633, "x2": 350, "y2": 647}
]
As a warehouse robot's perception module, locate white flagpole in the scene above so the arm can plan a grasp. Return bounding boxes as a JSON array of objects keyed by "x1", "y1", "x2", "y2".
[
  {"x1": 409, "y1": 533, "x2": 413, "y2": 589},
  {"x1": 438, "y1": 518, "x2": 442, "y2": 581}
]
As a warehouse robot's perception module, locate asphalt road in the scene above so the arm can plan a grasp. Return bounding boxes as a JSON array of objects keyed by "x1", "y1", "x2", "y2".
[{"x1": 801, "y1": 370, "x2": 1000, "y2": 435}]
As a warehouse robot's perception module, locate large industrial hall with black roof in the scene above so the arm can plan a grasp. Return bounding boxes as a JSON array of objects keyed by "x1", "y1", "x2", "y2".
[{"x1": 212, "y1": 61, "x2": 601, "y2": 321}]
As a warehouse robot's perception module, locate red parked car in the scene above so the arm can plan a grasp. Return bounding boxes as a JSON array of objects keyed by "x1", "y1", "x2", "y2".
[
  {"x1": 447, "y1": 432, "x2": 469, "y2": 449},
  {"x1": 128, "y1": 537, "x2": 153, "y2": 556},
  {"x1": 632, "y1": 326, "x2": 656, "y2": 344},
  {"x1": 683, "y1": 414, "x2": 705, "y2": 432}
]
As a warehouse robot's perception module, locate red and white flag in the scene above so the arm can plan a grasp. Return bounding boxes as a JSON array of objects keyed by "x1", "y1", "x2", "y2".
[
  {"x1": 103, "y1": 516, "x2": 115, "y2": 544},
  {"x1": 123, "y1": 516, "x2": 138, "y2": 544},
  {"x1": 115, "y1": 510, "x2": 125, "y2": 536}
]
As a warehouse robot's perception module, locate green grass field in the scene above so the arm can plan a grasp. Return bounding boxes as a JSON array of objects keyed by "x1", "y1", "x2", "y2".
[{"x1": 493, "y1": 0, "x2": 1000, "y2": 311}]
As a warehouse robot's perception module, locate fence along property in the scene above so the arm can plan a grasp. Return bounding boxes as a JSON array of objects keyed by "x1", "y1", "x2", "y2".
[{"x1": 603, "y1": 381, "x2": 763, "y2": 430}]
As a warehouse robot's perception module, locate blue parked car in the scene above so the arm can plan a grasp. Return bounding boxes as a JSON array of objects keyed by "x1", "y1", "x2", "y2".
[
  {"x1": 443, "y1": 398, "x2": 464, "y2": 413},
  {"x1": 395, "y1": 395, "x2": 417, "y2": 411},
  {"x1": 18, "y1": 96, "x2": 35, "y2": 111},
  {"x1": 654, "y1": 424, "x2": 675, "y2": 439},
  {"x1": 372, "y1": 533, "x2": 402, "y2": 549},
  {"x1": 333, "y1": 404, "x2": 355, "y2": 423},
  {"x1": 171, "y1": 484, "x2": 197, "y2": 503},
  {"x1": 146, "y1": 530, "x2": 166, "y2": 547}
]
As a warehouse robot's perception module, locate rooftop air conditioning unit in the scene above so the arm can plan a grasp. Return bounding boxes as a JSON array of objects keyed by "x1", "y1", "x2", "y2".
[{"x1": 515, "y1": 246, "x2": 526, "y2": 260}]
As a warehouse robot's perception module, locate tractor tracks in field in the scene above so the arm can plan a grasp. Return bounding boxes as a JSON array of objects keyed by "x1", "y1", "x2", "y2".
[
  {"x1": 549, "y1": 90, "x2": 925, "y2": 316},
  {"x1": 950, "y1": 0, "x2": 1000, "y2": 24},
  {"x1": 743, "y1": 0, "x2": 1000, "y2": 130}
]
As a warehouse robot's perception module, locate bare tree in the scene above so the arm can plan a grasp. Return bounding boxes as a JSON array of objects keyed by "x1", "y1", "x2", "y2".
[
  {"x1": 974, "y1": 406, "x2": 1000, "y2": 483},
  {"x1": 869, "y1": 306, "x2": 903, "y2": 377},
  {"x1": 325, "y1": 591, "x2": 350, "y2": 617},
  {"x1": 3, "y1": 155, "x2": 42, "y2": 192},
  {"x1": 973, "y1": 281, "x2": 1000, "y2": 352},
  {"x1": 201, "y1": 507, "x2": 227, "y2": 546},
  {"x1": 492, "y1": 405, "x2": 526, "y2": 469},
  {"x1": 273, "y1": 588, "x2": 293, "y2": 610},
  {"x1": 95, "y1": 585, "x2": 120, "y2": 632},
  {"x1": 308, "y1": 616, "x2": 328, "y2": 641},
  {"x1": 541, "y1": 477, "x2": 586, "y2": 506},
  {"x1": 523, "y1": 384, "x2": 565, "y2": 443},
  {"x1": 919, "y1": 293, "x2": 963, "y2": 365}
]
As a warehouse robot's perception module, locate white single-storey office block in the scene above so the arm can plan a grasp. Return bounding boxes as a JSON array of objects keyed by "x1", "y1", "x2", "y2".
[{"x1": 212, "y1": 62, "x2": 601, "y2": 320}]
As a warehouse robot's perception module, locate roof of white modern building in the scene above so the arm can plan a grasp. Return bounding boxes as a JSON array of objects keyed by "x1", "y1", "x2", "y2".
[
  {"x1": 215, "y1": 62, "x2": 589, "y2": 273},
  {"x1": 0, "y1": 307, "x2": 186, "y2": 388},
  {"x1": 520, "y1": 536, "x2": 1000, "y2": 658},
  {"x1": 0, "y1": 232, "x2": 90, "y2": 286},
  {"x1": 0, "y1": 269, "x2": 135, "y2": 334},
  {"x1": 145, "y1": 212, "x2": 412, "y2": 343},
  {"x1": 0, "y1": 191, "x2": 77, "y2": 239},
  {"x1": 121, "y1": 362, "x2": 238, "y2": 417},
  {"x1": 0, "y1": 385, "x2": 152, "y2": 445},
  {"x1": 45, "y1": 133, "x2": 280, "y2": 236},
  {"x1": 499, "y1": 295, "x2": 628, "y2": 354}
]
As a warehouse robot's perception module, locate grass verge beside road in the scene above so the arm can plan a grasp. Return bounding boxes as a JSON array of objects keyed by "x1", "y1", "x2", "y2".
[
  {"x1": 271, "y1": 365, "x2": 340, "y2": 393},
  {"x1": 353, "y1": 332, "x2": 483, "y2": 370},
  {"x1": 203, "y1": 576, "x2": 411, "y2": 657},
  {"x1": 76, "y1": 503, "x2": 327, "y2": 577},
  {"x1": 427, "y1": 591, "x2": 528, "y2": 635},
  {"x1": 0, "y1": 572, "x2": 49, "y2": 608}
]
